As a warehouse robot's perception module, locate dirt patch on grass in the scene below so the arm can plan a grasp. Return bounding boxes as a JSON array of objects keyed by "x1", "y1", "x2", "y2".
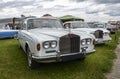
[{"x1": 105, "y1": 38, "x2": 120, "y2": 79}]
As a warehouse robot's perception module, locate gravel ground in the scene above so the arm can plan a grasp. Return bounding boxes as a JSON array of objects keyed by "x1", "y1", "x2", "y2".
[{"x1": 106, "y1": 38, "x2": 120, "y2": 79}]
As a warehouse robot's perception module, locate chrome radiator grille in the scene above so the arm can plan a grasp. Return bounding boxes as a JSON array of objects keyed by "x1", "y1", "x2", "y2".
[
  {"x1": 94, "y1": 30, "x2": 103, "y2": 38},
  {"x1": 59, "y1": 34, "x2": 80, "y2": 54}
]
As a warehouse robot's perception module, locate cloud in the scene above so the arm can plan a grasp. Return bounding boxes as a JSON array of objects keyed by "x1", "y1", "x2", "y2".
[
  {"x1": 93, "y1": 0, "x2": 120, "y2": 4},
  {"x1": 44, "y1": 0, "x2": 54, "y2": 1},
  {"x1": 105, "y1": 4, "x2": 120, "y2": 16},
  {"x1": 0, "y1": 0, "x2": 120, "y2": 22},
  {"x1": 86, "y1": 10, "x2": 99, "y2": 14},
  {"x1": 85, "y1": 4, "x2": 106, "y2": 14},
  {"x1": 106, "y1": 12, "x2": 120, "y2": 16},
  {"x1": 70, "y1": 0, "x2": 120, "y2": 4},
  {"x1": 54, "y1": 5, "x2": 66, "y2": 8},
  {"x1": 67, "y1": 8, "x2": 81, "y2": 11},
  {"x1": 70, "y1": 0, "x2": 86, "y2": 2},
  {"x1": 0, "y1": 0, "x2": 44, "y2": 18},
  {"x1": 0, "y1": 0, "x2": 35, "y2": 9}
]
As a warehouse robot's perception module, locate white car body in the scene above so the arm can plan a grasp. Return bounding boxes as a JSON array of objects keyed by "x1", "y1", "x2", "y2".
[
  {"x1": 64, "y1": 21, "x2": 112, "y2": 44},
  {"x1": 18, "y1": 17, "x2": 95, "y2": 68}
]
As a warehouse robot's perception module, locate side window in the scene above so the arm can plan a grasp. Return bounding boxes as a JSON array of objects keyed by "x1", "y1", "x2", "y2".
[
  {"x1": 27, "y1": 20, "x2": 34, "y2": 29},
  {"x1": 21, "y1": 23, "x2": 27, "y2": 30}
]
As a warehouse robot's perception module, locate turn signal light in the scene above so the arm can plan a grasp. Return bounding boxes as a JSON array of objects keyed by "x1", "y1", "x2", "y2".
[
  {"x1": 37, "y1": 43, "x2": 41, "y2": 51},
  {"x1": 93, "y1": 39, "x2": 96, "y2": 45}
]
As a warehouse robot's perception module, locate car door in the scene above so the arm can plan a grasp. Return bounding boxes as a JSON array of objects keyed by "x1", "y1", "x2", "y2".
[{"x1": 19, "y1": 23, "x2": 27, "y2": 51}]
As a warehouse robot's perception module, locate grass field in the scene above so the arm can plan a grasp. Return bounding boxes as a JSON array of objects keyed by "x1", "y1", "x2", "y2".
[{"x1": 0, "y1": 31, "x2": 120, "y2": 79}]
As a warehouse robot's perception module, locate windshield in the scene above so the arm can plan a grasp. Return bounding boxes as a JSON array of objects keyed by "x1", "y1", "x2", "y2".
[
  {"x1": 91, "y1": 24, "x2": 105, "y2": 28},
  {"x1": 27, "y1": 18, "x2": 63, "y2": 29},
  {"x1": 72, "y1": 22, "x2": 89, "y2": 28}
]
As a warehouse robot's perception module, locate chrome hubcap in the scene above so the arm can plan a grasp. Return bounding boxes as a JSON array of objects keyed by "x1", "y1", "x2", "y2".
[{"x1": 27, "y1": 49, "x2": 32, "y2": 67}]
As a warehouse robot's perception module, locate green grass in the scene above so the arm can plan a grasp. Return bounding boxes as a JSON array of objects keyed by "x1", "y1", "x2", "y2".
[{"x1": 0, "y1": 31, "x2": 120, "y2": 79}]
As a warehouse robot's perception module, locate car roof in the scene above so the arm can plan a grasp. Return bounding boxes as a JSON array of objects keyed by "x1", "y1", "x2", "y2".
[
  {"x1": 23, "y1": 14, "x2": 58, "y2": 21},
  {"x1": 41, "y1": 14, "x2": 57, "y2": 19}
]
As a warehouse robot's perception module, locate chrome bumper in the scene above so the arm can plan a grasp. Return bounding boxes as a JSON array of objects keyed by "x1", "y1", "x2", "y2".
[
  {"x1": 96, "y1": 38, "x2": 112, "y2": 44},
  {"x1": 86, "y1": 49, "x2": 96, "y2": 54},
  {"x1": 32, "y1": 51, "x2": 86, "y2": 63}
]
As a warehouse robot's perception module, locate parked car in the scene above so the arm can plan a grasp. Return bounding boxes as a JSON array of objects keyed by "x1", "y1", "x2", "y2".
[
  {"x1": 0, "y1": 29, "x2": 18, "y2": 39},
  {"x1": 0, "y1": 19, "x2": 19, "y2": 39},
  {"x1": 64, "y1": 21, "x2": 112, "y2": 44},
  {"x1": 105, "y1": 23, "x2": 118, "y2": 34},
  {"x1": 88, "y1": 22, "x2": 118, "y2": 34},
  {"x1": 108, "y1": 21, "x2": 120, "y2": 29},
  {"x1": 18, "y1": 16, "x2": 96, "y2": 68}
]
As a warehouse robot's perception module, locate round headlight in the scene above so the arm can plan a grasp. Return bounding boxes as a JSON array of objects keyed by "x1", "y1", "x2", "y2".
[
  {"x1": 81, "y1": 39, "x2": 86, "y2": 45},
  {"x1": 43, "y1": 41, "x2": 50, "y2": 49},
  {"x1": 86, "y1": 39, "x2": 91, "y2": 45},
  {"x1": 51, "y1": 41, "x2": 57, "y2": 48}
]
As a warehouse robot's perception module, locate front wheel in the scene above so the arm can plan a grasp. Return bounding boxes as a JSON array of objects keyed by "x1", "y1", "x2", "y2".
[{"x1": 26, "y1": 47, "x2": 38, "y2": 69}]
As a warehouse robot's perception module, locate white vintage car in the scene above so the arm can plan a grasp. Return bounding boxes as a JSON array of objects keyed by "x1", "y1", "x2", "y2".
[
  {"x1": 18, "y1": 17, "x2": 96, "y2": 68},
  {"x1": 64, "y1": 21, "x2": 112, "y2": 44}
]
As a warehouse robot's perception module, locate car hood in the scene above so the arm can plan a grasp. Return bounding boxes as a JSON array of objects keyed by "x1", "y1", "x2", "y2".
[
  {"x1": 29, "y1": 28, "x2": 69, "y2": 38},
  {"x1": 93, "y1": 28, "x2": 110, "y2": 33},
  {"x1": 28, "y1": 28, "x2": 93, "y2": 40},
  {"x1": 73, "y1": 28, "x2": 109, "y2": 33}
]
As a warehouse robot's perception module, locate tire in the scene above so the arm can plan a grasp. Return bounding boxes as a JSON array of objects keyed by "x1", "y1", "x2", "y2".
[
  {"x1": 26, "y1": 47, "x2": 38, "y2": 69},
  {"x1": 18, "y1": 43, "x2": 22, "y2": 49},
  {"x1": 18, "y1": 40, "x2": 22, "y2": 49}
]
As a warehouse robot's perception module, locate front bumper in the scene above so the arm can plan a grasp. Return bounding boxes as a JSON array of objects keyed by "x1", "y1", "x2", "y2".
[
  {"x1": 96, "y1": 39, "x2": 106, "y2": 44},
  {"x1": 96, "y1": 38, "x2": 112, "y2": 44},
  {"x1": 32, "y1": 51, "x2": 86, "y2": 63},
  {"x1": 86, "y1": 49, "x2": 96, "y2": 54}
]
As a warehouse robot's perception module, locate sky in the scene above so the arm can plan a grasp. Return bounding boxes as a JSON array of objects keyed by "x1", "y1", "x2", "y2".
[{"x1": 0, "y1": 0, "x2": 120, "y2": 22}]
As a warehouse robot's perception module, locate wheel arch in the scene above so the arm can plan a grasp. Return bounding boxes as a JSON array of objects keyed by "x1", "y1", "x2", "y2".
[{"x1": 25, "y1": 41, "x2": 30, "y2": 53}]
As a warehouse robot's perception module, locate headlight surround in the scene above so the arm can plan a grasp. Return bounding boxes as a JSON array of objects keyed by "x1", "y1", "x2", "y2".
[
  {"x1": 86, "y1": 39, "x2": 91, "y2": 45},
  {"x1": 81, "y1": 39, "x2": 86, "y2": 45},
  {"x1": 43, "y1": 41, "x2": 57, "y2": 49},
  {"x1": 81, "y1": 38, "x2": 92, "y2": 45},
  {"x1": 43, "y1": 41, "x2": 50, "y2": 49},
  {"x1": 51, "y1": 41, "x2": 57, "y2": 48}
]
